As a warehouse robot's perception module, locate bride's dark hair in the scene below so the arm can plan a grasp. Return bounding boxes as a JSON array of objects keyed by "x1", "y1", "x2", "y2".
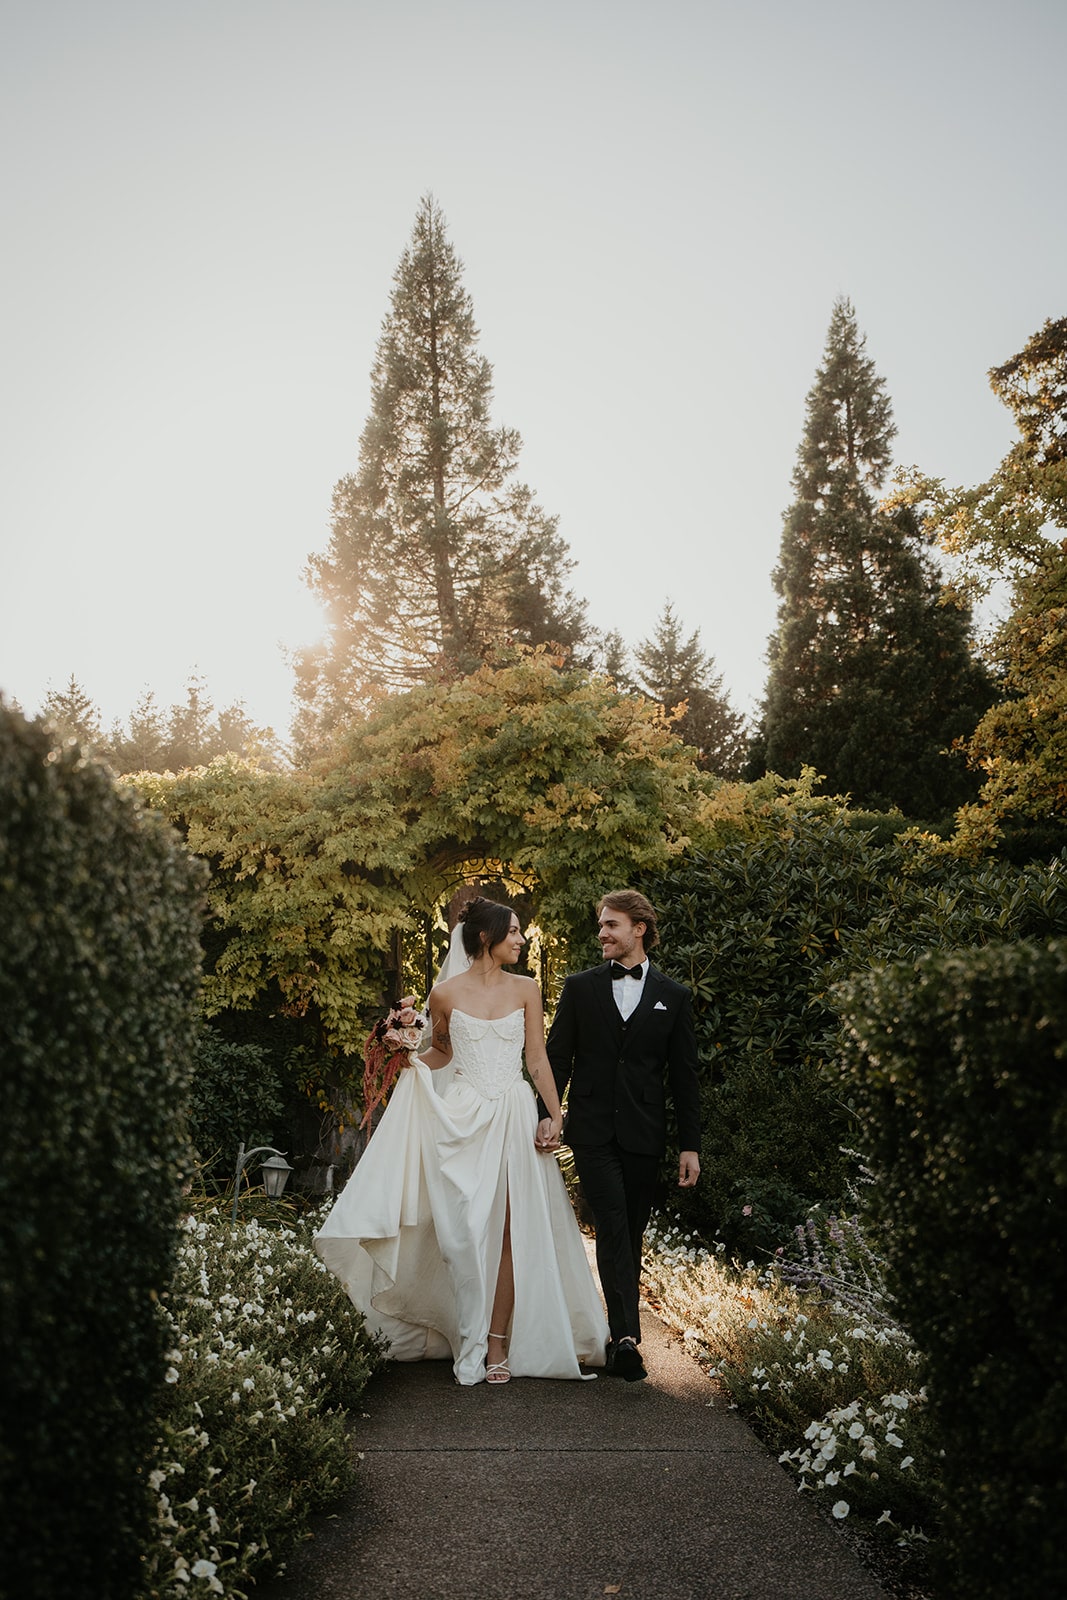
[{"x1": 457, "y1": 896, "x2": 515, "y2": 958}]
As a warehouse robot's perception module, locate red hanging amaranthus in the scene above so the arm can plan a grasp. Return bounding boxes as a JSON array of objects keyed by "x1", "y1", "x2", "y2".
[{"x1": 360, "y1": 996, "x2": 427, "y2": 1130}]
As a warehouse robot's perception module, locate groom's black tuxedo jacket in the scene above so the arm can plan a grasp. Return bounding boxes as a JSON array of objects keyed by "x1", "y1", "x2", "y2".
[{"x1": 545, "y1": 962, "x2": 702, "y2": 1158}]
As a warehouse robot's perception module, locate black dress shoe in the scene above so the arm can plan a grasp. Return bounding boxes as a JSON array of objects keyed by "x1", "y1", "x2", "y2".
[{"x1": 608, "y1": 1337, "x2": 646, "y2": 1382}]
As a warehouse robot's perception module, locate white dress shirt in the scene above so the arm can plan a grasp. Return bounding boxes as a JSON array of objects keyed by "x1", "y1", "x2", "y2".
[{"x1": 611, "y1": 957, "x2": 648, "y2": 1022}]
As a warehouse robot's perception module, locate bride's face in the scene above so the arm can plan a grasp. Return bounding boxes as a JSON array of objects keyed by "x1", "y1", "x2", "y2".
[{"x1": 490, "y1": 913, "x2": 525, "y2": 966}]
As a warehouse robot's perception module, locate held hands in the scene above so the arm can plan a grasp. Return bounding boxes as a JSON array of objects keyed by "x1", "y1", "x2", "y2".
[
  {"x1": 535, "y1": 1115, "x2": 563, "y2": 1152},
  {"x1": 678, "y1": 1150, "x2": 701, "y2": 1187}
]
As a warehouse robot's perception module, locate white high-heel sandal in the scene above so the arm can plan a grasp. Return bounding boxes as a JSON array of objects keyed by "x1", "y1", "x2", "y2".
[{"x1": 486, "y1": 1331, "x2": 510, "y2": 1385}]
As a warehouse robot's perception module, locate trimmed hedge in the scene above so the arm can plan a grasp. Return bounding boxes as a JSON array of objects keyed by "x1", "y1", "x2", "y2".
[
  {"x1": 836, "y1": 939, "x2": 1067, "y2": 1600},
  {"x1": 188, "y1": 1027, "x2": 286, "y2": 1181},
  {"x1": 0, "y1": 707, "x2": 205, "y2": 1600},
  {"x1": 647, "y1": 819, "x2": 1067, "y2": 1250}
]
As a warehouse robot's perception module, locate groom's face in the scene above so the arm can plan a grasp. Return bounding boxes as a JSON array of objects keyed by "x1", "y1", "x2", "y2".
[{"x1": 598, "y1": 908, "x2": 646, "y2": 966}]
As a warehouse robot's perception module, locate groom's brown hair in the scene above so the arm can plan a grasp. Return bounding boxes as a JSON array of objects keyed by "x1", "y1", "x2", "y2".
[{"x1": 597, "y1": 889, "x2": 660, "y2": 951}]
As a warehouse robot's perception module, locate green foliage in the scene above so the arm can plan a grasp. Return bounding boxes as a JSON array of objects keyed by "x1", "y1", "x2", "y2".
[
  {"x1": 143, "y1": 1210, "x2": 384, "y2": 1596},
  {"x1": 0, "y1": 705, "x2": 205, "y2": 1600},
  {"x1": 299, "y1": 194, "x2": 589, "y2": 735},
  {"x1": 633, "y1": 599, "x2": 748, "y2": 777},
  {"x1": 893, "y1": 316, "x2": 1067, "y2": 857},
  {"x1": 187, "y1": 1028, "x2": 287, "y2": 1179},
  {"x1": 836, "y1": 939, "x2": 1067, "y2": 1599},
  {"x1": 650, "y1": 816, "x2": 895, "y2": 1248},
  {"x1": 754, "y1": 297, "x2": 992, "y2": 820},
  {"x1": 133, "y1": 651, "x2": 708, "y2": 1082},
  {"x1": 648, "y1": 815, "x2": 1067, "y2": 1252}
]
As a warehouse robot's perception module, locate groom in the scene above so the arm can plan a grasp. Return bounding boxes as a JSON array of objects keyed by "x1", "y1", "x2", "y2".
[{"x1": 540, "y1": 889, "x2": 701, "y2": 1381}]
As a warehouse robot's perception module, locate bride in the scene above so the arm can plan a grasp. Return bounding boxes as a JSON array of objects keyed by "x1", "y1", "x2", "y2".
[{"x1": 314, "y1": 897, "x2": 608, "y2": 1386}]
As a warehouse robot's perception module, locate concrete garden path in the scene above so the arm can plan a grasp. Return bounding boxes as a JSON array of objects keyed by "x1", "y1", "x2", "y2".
[{"x1": 256, "y1": 1303, "x2": 889, "y2": 1600}]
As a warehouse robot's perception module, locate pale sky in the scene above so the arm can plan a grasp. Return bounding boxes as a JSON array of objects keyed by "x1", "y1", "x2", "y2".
[{"x1": 2, "y1": 0, "x2": 1064, "y2": 743}]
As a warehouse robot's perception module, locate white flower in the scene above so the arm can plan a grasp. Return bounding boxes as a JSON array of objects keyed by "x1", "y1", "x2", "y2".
[
  {"x1": 848, "y1": 1421, "x2": 865, "y2": 1439},
  {"x1": 165, "y1": 1368, "x2": 180, "y2": 1384},
  {"x1": 191, "y1": 1560, "x2": 217, "y2": 1579},
  {"x1": 900, "y1": 1455, "x2": 914, "y2": 1470},
  {"x1": 885, "y1": 1431, "x2": 904, "y2": 1449},
  {"x1": 243, "y1": 1377, "x2": 255, "y2": 1391},
  {"x1": 832, "y1": 1500, "x2": 850, "y2": 1520}
]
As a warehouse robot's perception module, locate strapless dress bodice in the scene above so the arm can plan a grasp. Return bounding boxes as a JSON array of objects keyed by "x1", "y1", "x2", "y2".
[{"x1": 448, "y1": 1007, "x2": 525, "y2": 1100}]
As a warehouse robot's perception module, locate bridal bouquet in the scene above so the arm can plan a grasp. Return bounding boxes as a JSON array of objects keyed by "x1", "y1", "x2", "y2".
[{"x1": 360, "y1": 995, "x2": 427, "y2": 1129}]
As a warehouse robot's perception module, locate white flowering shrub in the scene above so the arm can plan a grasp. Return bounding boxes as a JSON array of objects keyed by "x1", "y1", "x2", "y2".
[
  {"x1": 140, "y1": 1210, "x2": 384, "y2": 1598},
  {"x1": 642, "y1": 1215, "x2": 939, "y2": 1548}
]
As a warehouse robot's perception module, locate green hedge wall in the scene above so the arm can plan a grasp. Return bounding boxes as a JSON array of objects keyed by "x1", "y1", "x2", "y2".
[
  {"x1": 188, "y1": 1026, "x2": 286, "y2": 1181},
  {"x1": 647, "y1": 820, "x2": 1067, "y2": 1251},
  {"x1": 836, "y1": 939, "x2": 1067, "y2": 1600},
  {"x1": 0, "y1": 708, "x2": 205, "y2": 1600}
]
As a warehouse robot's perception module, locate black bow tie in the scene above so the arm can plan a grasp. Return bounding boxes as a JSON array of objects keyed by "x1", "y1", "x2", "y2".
[{"x1": 611, "y1": 963, "x2": 643, "y2": 980}]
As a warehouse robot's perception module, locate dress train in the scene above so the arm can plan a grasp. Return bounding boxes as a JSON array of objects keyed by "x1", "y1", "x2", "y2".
[{"x1": 314, "y1": 1009, "x2": 608, "y2": 1385}]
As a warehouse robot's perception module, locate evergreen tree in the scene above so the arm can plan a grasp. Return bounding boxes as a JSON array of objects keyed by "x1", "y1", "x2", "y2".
[
  {"x1": 752, "y1": 298, "x2": 993, "y2": 819},
  {"x1": 106, "y1": 678, "x2": 281, "y2": 773},
  {"x1": 301, "y1": 196, "x2": 588, "y2": 728},
  {"x1": 635, "y1": 601, "x2": 747, "y2": 777},
  {"x1": 109, "y1": 689, "x2": 168, "y2": 773},
  {"x1": 40, "y1": 675, "x2": 103, "y2": 746},
  {"x1": 597, "y1": 629, "x2": 634, "y2": 690}
]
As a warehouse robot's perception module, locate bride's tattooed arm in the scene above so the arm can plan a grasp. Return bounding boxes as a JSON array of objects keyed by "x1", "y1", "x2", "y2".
[{"x1": 417, "y1": 993, "x2": 453, "y2": 1070}]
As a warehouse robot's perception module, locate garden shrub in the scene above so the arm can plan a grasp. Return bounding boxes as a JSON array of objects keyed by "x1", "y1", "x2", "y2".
[
  {"x1": 188, "y1": 1028, "x2": 286, "y2": 1181},
  {"x1": 0, "y1": 707, "x2": 205, "y2": 1600},
  {"x1": 836, "y1": 939, "x2": 1067, "y2": 1599},
  {"x1": 647, "y1": 818, "x2": 1067, "y2": 1252},
  {"x1": 643, "y1": 1215, "x2": 938, "y2": 1554},
  {"x1": 143, "y1": 1209, "x2": 383, "y2": 1596}
]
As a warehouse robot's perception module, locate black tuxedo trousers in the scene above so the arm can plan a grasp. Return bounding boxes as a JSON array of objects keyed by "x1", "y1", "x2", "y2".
[{"x1": 545, "y1": 963, "x2": 702, "y2": 1343}]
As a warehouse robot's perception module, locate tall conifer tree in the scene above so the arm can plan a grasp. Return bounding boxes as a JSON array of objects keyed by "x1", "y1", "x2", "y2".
[
  {"x1": 635, "y1": 601, "x2": 747, "y2": 776},
  {"x1": 40, "y1": 675, "x2": 103, "y2": 747},
  {"x1": 751, "y1": 299, "x2": 992, "y2": 819},
  {"x1": 300, "y1": 196, "x2": 588, "y2": 727}
]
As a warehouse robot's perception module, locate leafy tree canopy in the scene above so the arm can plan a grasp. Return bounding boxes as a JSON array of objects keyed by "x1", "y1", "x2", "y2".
[
  {"x1": 134, "y1": 650, "x2": 709, "y2": 1056},
  {"x1": 890, "y1": 315, "x2": 1067, "y2": 856}
]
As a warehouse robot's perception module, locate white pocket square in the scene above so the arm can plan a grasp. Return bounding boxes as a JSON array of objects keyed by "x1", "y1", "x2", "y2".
[{"x1": 654, "y1": 1000, "x2": 668, "y2": 1011}]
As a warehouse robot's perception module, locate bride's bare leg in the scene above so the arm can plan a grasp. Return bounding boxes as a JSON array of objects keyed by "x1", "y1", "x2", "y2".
[{"x1": 487, "y1": 1198, "x2": 513, "y2": 1383}]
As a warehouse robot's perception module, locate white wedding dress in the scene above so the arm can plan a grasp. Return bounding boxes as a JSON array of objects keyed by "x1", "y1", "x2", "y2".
[{"x1": 314, "y1": 1006, "x2": 608, "y2": 1385}]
